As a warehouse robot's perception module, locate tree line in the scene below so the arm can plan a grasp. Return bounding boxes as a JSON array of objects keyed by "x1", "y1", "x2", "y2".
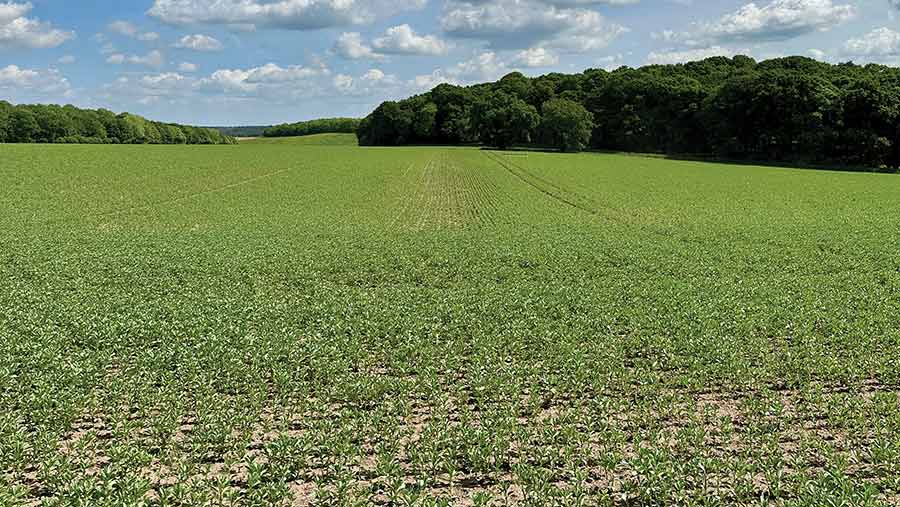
[
  {"x1": 358, "y1": 56, "x2": 900, "y2": 170},
  {"x1": 263, "y1": 118, "x2": 361, "y2": 138},
  {"x1": 0, "y1": 102, "x2": 236, "y2": 145},
  {"x1": 210, "y1": 125, "x2": 269, "y2": 138}
]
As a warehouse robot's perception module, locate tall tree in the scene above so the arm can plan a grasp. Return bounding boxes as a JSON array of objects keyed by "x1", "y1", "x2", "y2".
[
  {"x1": 9, "y1": 108, "x2": 40, "y2": 143},
  {"x1": 471, "y1": 91, "x2": 539, "y2": 150},
  {"x1": 540, "y1": 99, "x2": 594, "y2": 152}
]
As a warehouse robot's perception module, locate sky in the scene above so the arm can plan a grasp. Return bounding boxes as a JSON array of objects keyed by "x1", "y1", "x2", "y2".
[{"x1": 2, "y1": 0, "x2": 900, "y2": 125}]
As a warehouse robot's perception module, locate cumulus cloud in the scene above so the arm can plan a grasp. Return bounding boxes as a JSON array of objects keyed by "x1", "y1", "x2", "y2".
[
  {"x1": 452, "y1": 51, "x2": 510, "y2": 80},
  {"x1": 102, "y1": 60, "x2": 399, "y2": 108},
  {"x1": 658, "y1": 0, "x2": 855, "y2": 47},
  {"x1": 197, "y1": 62, "x2": 330, "y2": 94},
  {"x1": 333, "y1": 32, "x2": 383, "y2": 60},
  {"x1": 441, "y1": 0, "x2": 627, "y2": 51},
  {"x1": 545, "y1": 0, "x2": 638, "y2": 4},
  {"x1": 513, "y1": 47, "x2": 559, "y2": 67},
  {"x1": 332, "y1": 67, "x2": 401, "y2": 95},
  {"x1": 596, "y1": 54, "x2": 624, "y2": 70},
  {"x1": 147, "y1": 0, "x2": 426, "y2": 31},
  {"x1": 141, "y1": 72, "x2": 191, "y2": 90},
  {"x1": 108, "y1": 20, "x2": 138, "y2": 36},
  {"x1": 412, "y1": 52, "x2": 510, "y2": 90},
  {"x1": 646, "y1": 46, "x2": 747, "y2": 64},
  {"x1": 0, "y1": 64, "x2": 71, "y2": 99},
  {"x1": 173, "y1": 34, "x2": 223, "y2": 51},
  {"x1": 373, "y1": 24, "x2": 449, "y2": 56},
  {"x1": 107, "y1": 50, "x2": 165, "y2": 68},
  {"x1": 245, "y1": 63, "x2": 328, "y2": 82},
  {"x1": 178, "y1": 62, "x2": 198, "y2": 72},
  {"x1": 844, "y1": 27, "x2": 900, "y2": 56},
  {"x1": 133, "y1": 50, "x2": 165, "y2": 67},
  {"x1": 362, "y1": 68, "x2": 387, "y2": 81},
  {"x1": 333, "y1": 73, "x2": 353, "y2": 92},
  {"x1": 108, "y1": 20, "x2": 159, "y2": 41},
  {"x1": 411, "y1": 72, "x2": 459, "y2": 91},
  {"x1": 102, "y1": 72, "x2": 195, "y2": 103},
  {"x1": 0, "y1": 2, "x2": 74, "y2": 49},
  {"x1": 808, "y1": 48, "x2": 827, "y2": 60},
  {"x1": 58, "y1": 54, "x2": 76, "y2": 64}
]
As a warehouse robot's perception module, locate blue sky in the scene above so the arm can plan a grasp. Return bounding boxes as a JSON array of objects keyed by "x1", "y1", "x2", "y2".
[{"x1": 2, "y1": 0, "x2": 900, "y2": 125}]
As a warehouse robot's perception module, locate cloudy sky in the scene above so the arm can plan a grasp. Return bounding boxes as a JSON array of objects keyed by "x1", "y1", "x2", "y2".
[{"x1": 2, "y1": 0, "x2": 900, "y2": 125}]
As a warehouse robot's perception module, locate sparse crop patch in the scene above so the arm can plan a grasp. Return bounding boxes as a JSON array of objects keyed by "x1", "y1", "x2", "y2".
[{"x1": 1, "y1": 144, "x2": 900, "y2": 506}]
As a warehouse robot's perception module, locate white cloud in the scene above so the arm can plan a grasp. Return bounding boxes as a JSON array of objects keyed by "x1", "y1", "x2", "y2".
[
  {"x1": 245, "y1": 62, "x2": 328, "y2": 82},
  {"x1": 595, "y1": 54, "x2": 624, "y2": 70},
  {"x1": 107, "y1": 50, "x2": 165, "y2": 68},
  {"x1": 844, "y1": 27, "x2": 900, "y2": 56},
  {"x1": 99, "y1": 61, "x2": 407, "y2": 117},
  {"x1": 333, "y1": 32, "x2": 383, "y2": 60},
  {"x1": 0, "y1": 2, "x2": 74, "y2": 49},
  {"x1": 108, "y1": 20, "x2": 159, "y2": 42},
  {"x1": 373, "y1": 24, "x2": 449, "y2": 56},
  {"x1": 452, "y1": 51, "x2": 509, "y2": 80},
  {"x1": 173, "y1": 34, "x2": 223, "y2": 51},
  {"x1": 197, "y1": 62, "x2": 330, "y2": 94},
  {"x1": 58, "y1": 54, "x2": 76, "y2": 64},
  {"x1": 658, "y1": 0, "x2": 855, "y2": 47},
  {"x1": 200, "y1": 69, "x2": 257, "y2": 93},
  {"x1": 441, "y1": 0, "x2": 627, "y2": 51},
  {"x1": 362, "y1": 68, "x2": 386, "y2": 81},
  {"x1": 542, "y1": 0, "x2": 638, "y2": 4},
  {"x1": 513, "y1": 47, "x2": 559, "y2": 67},
  {"x1": 333, "y1": 73, "x2": 354, "y2": 91},
  {"x1": 808, "y1": 48, "x2": 827, "y2": 60},
  {"x1": 646, "y1": 46, "x2": 746, "y2": 65},
  {"x1": 141, "y1": 72, "x2": 190, "y2": 90},
  {"x1": 332, "y1": 68, "x2": 401, "y2": 95},
  {"x1": 102, "y1": 72, "x2": 195, "y2": 102},
  {"x1": 178, "y1": 61, "x2": 198, "y2": 72},
  {"x1": 147, "y1": 0, "x2": 426, "y2": 30},
  {"x1": 412, "y1": 51, "x2": 510, "y2": 90},
  {"x1": 108, "y1": 20, "x2": 138, "y2": 37},
  {"x1": 0, "y1": 64, "x2": 71, "y2": 98},
  {"x1": 0, "y1": 2, "x2": 31, "y2": 22},
  {"x1": 411, "y1": 71, "x2": 461, "y2": 90}
]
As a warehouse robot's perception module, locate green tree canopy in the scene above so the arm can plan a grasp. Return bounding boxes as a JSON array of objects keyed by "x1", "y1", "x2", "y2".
[
  {"x1": 356, "y1": 55, "x2": 900, "y2": 170},
  {"x1": 471, "y1": 91, "x2": 540, "y2": 150},
  {"x1": 0, "y1": 103, "x2": 234, "y2": 145},
  {"x1": 264, "y1": 118, "x2": 360, "y2": 138},
  {"x1": 540, "y1": 98, "x2": 594, "y2": 152},
  {"x1": 9, "y1": 108, "x2": 40, "y2": 143}
]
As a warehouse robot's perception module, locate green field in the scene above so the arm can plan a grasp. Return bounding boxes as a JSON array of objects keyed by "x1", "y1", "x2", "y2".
[
  {"x1": 240, "y1": 133, "x2": 359, "y2": 145},
  {"x1": 2, "y1": 143, "x2": 900, "y2": 506}
]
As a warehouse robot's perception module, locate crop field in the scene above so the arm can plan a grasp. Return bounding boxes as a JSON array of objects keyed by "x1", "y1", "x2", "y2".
[{"x1": 2, "y1": 143, "x2": 900, "y2": 506}]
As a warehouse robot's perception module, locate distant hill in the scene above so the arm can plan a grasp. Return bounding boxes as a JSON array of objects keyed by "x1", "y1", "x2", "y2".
[{"x1": 241, "y1": 133, "x2": 358, "y2": 145}]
